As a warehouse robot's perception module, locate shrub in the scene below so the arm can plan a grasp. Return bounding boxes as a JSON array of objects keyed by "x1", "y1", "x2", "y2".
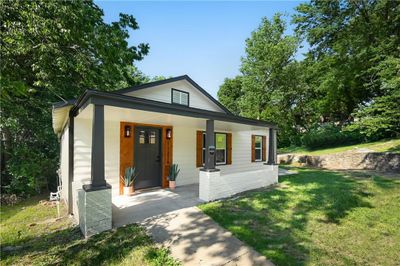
[{"x1": 302, "y1": 124, "x2": 362, "y2": 149}]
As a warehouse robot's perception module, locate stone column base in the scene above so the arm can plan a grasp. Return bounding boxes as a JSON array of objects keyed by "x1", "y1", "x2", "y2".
[{"x1": 78, "y1": 184, "x2": 112, "y2": 238}]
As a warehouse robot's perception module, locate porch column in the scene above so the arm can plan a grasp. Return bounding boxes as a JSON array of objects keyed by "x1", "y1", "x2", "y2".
[
  {"x1": 205, "y1": 119, "x2": 216, "y2": 170},
  {"x1": 199, "y1": 119, "x2": 220, "y2": 201},
  {"x1": 90, "y1": 104, "x2": 106, "y2": 187},
  {"x1": 267, "y1": 128, "x2": 276, "y2": 165},
  {"x1": 78, "y1": 104, "x2": 111, "y2": 238}
]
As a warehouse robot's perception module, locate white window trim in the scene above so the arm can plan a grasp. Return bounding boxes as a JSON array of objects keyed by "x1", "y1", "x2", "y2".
[
  {"x1": 202, "y1": 132, "x2": 227, "y2": 165},
  {"x1": 254, "y1": 136, "x2": 263, "y2": 162}
]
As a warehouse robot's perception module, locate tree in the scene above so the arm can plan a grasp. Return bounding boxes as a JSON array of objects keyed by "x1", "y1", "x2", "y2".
[
  {"x1": 219, "y1": 14, "x2": 312, "y2": 146},
  {"x1": 0, "y1": 0, "x2": 149, "y2": 195},
  {"x1": 217, "y1": 76, "x2": 243, "y2": 115},
  {"x1": 293, "y1": 0, "x2": 400, "y2": 122},
  {"x1": 218, "y1": 1, "x2": 400, "y2": 148},
  {"x1": 345, "y1": 56, "x2": 400, "y2": 140}
]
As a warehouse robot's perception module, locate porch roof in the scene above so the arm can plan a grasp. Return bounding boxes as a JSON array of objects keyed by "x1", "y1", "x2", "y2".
[{"x1": 52, "y1": 89, "x2": 278, "y2": 134}]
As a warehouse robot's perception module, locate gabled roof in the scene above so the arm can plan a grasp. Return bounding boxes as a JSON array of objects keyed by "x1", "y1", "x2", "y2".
[
  {"x1": 52, "y1": 75, "x2": 278, "y2": 134},
  {"x1": 114, "y1": 75, "x2": 232, "y2": 114},
  {"x1": 70, "y1": 89, "x2": 278, "y2": 129}
]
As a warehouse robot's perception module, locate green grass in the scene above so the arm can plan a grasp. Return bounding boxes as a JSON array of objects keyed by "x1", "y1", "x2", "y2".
[
  {"x1": 200, "y1": 168, "x2": 400, "y2": 265},
  {"x1": 278, "y1": 138, "x2": 400, "y2": 155},
  {"x1": 0, "y1": 196, "x2": 180, "y2": 266}
]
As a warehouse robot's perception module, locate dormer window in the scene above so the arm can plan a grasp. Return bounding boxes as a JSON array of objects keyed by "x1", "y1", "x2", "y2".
[{"x1": 171, "y1": 88, "x2": 189, "y2": 106}]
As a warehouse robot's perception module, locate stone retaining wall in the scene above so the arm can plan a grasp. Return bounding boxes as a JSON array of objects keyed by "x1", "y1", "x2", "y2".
[{"x1": 278, "y1": 152, "x2": 400, "y2": 172}]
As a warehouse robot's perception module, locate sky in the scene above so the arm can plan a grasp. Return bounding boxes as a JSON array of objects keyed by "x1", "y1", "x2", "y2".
[{"x1": 96, "y1": 1, "x2": 306, "y2": 98}]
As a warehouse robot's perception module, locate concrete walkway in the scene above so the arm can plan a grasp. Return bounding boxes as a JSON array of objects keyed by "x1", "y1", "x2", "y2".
[{"x1": 112, "y1": 184, "x2": 274, "y2": 266}]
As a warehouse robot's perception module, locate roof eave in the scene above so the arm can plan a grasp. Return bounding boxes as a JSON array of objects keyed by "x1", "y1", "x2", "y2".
[{"x1": 71, "y1": 90, "x2": 278, "y2": 129}]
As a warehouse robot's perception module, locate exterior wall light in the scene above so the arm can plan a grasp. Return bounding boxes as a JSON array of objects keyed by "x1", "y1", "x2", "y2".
[
  {"x1": 166, "y1": 128, "x2": 172, "y2": 139},
  {"x1": 124, "y1": 125, "x2": 131, "y2": 138}
]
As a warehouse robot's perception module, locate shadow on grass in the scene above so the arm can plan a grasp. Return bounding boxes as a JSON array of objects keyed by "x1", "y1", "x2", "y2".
[
  {"x1": 200, "y1": 168, "x2": 393, "y2": 265},
  {"x1": 1, "y1": 224, "x2": 176, "y2": 266}
]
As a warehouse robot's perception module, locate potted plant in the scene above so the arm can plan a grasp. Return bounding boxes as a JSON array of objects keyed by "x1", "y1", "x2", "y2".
[
  {"x1": 123, "y1": 167, "x2": 138, "y2": 196},
  {"x1": 168, "y1": 164, "x2": 180, "y2": 190}
]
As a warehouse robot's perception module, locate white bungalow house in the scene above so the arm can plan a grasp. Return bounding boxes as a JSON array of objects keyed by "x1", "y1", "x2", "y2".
[{"x1": 52, "y1": 75, "x2": 278, "y2": 237}]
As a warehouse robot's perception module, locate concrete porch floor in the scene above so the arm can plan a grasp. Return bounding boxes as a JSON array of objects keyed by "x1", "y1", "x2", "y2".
[{"x1": 112, "y1": 183, "x2": 202, "y2": 227}]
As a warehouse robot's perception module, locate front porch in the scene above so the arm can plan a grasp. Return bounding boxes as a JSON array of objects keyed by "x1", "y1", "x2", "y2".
[
  {"x1": 70, "y1": 100, "x2": 278, "y2": 237},
  {"x1": 112, "y1": 184, "x2": 201, "y2": 227}
]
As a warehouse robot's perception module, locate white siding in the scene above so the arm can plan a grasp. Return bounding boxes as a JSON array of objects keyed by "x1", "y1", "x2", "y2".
[
  {"x1": 72, "y1": 118, "x2": 121, "y2": 221},
  {"x1": 104, "y1": 120, "x2": 120, "y2": 197},
  {"x1": 60, "y1": 126, "x2": 69, "y2": 202},
  {"x1": 72, "y1": 118, "x2": 92, "y2": 221},
  {"x1": 173, "y1": 126, "x2": 199, "y2": 186},
  {"x1": 218, "y1": 128, "x2": 270, "y2": 175},
  {"x1": 123, "y1": 80, "x2": 224, "y2": 113},
  {"x1": 70, "y1": 116, "x2": 272, "y2": 221},
  {"x1": 173, "y1": 127, "x2": 271, "y2": 186}
]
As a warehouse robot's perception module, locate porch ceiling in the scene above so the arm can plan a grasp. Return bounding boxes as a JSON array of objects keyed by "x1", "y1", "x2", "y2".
[{"x1": 77, "y1": 104, "x2": 270, "y2": 132}]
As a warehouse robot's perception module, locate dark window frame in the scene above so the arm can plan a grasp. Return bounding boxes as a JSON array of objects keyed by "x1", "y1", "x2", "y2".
[
  {"x1": 202, "y1": 132, "x2": 227, "y2": 165},
  {"x1": 171, "y1": 88, "x2": 189, "y2": 106}
]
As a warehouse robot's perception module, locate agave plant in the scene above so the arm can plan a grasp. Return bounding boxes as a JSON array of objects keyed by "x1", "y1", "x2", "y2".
[
  {"x1": 168, "y1": 164, "x2": 180, "y2": 181},
  {"x1": 124, "y1": 167, "x2": 138, "y2": 187}
]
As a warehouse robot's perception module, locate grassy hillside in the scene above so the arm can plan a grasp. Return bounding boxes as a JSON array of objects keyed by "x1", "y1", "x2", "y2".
[{"x1": 279, "y1": 138, "x2": 400, "y2": 156}]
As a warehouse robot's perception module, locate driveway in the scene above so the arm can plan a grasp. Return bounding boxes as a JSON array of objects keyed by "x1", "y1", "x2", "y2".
[{"x1": 112, "y1": 184, "x2": 274, "y2": 266}]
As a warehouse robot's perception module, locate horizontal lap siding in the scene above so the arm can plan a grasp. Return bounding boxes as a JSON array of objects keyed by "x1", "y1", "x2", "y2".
[
  {"x1": 173, "y1": 126, "x2": 199, "y2": 186},
  {"x1": 218, "y1": 129, "x2": 270, "y2": 175},
  {"x1": 104, "y1": 120, "x2": 120, "y2": 197},
  {"x1": 72, "y1": 118, "x2": 120, "y2": 221},
  {"x1": 72, "y1": 118, "x2": 92, "y2": 221},
  {"x1": 60, "y1": 127, "x2": 69, "y2": 202},
  {"x1": 124, "y1": 80, "x2": 224, "y2": 113}
]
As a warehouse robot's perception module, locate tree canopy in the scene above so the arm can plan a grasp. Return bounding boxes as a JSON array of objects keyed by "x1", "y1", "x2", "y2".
[
  {"x1": 1, "y1": 0, "x2": 149, "y2": 195},
  {"x1": 218, "y1": 0, "x2": 400, "y2": 147}
]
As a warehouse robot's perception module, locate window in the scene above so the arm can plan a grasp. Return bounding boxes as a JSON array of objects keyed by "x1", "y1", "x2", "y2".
[
  {"x1": 254, "y1": 135, "x2": 263, "y2": 161},
  {"x1": 171, "y1": 88, "x2": 189, "y2": 106},
  {"x1": 202, "y1": 132, "x2": 227, "y2": 165},
  {"x1": 149, "y1": 131, "x2": 156, "y2": 144},
  {"x1": 139, "y1": 130, "x2": 156, "y2": 144},
  {"x1": 139, "y1": 130, "x2": 145, "y2": 144},
  {"x1": 215, "y1": 133, "x2": 226, "y2": 164}
]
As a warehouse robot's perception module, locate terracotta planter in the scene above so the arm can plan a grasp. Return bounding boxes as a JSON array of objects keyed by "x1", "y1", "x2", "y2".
[
  {"x1": 123, "y1": 186, "x2": 133, "y2": 196},
  {"x1": 169, "y1": 180, "x2": 176, "y2": 190}
]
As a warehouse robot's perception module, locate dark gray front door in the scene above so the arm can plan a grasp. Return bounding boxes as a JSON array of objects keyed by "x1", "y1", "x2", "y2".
[{"x1": 134, "y1": 127, "x2": 162, "y2": 190}]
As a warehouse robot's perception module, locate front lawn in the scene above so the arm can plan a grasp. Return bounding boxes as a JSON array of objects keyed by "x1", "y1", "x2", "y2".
[
  {"x1": 200, "y1": 168, "x2": 400, "y2": 265},
  {"x1": 0, "y1": 196, "x2": 179, "y2": 266}
]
